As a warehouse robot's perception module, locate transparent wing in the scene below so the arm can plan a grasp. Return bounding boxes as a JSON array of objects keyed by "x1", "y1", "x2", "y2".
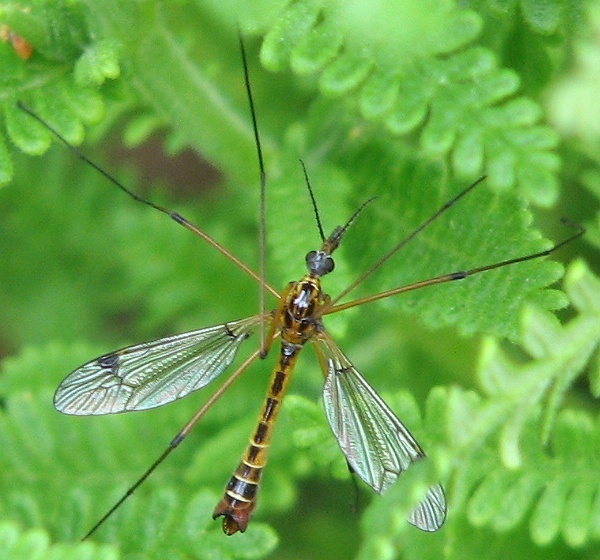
[
  {"x1": 54, "y1": 315, "x2": 263, "y2": 415},
  {"x1": 314, "y1": 333, "x2": 446, "y2": 532}
]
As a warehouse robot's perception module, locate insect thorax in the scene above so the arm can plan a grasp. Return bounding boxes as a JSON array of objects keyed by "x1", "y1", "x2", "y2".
[{"x1": 279, "y1": 275, "x2": 327, "y2": 346}]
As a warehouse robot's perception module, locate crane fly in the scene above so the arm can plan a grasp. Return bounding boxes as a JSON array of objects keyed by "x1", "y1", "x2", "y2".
[{"x1": 18, "y1": 33, "x2": 583, "y2": 539}]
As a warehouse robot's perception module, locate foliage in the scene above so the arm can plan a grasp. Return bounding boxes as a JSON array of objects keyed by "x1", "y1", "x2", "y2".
[{"x1": 1, "y1": 1, "x2": 599, "y2": 559}]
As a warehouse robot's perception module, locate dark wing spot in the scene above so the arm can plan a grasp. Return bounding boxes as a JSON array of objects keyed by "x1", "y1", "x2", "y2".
[{"x1": 97, "y1": 353, "x2": 119, "y2": 372}]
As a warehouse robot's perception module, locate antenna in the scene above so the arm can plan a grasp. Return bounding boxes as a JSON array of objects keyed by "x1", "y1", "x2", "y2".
[{"x1": 300, "y1": 160, "x2": 326, "y2": 242}]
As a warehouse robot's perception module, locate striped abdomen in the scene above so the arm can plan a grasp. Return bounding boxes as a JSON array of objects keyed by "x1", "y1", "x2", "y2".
[{"x1": 212, "y1": 342, "x2": 300, "y2": 534}]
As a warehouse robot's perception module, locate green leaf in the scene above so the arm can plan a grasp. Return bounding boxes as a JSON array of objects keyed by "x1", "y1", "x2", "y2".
[
  {"x1": 255, "y1": 1, "x2": 562, "y2": 204},
  {"x1": 74, "y1": 39, "x2": 121, "y2": 87},
  {"x1": 465, "y1": 262, "x2": 600, "y2": 469},
  {"x1": 438, "y1": 264, "x2": 600, "y2": 549},
  {"x1": 521, "y1": 0, "x2": 563, "y2": 34}
]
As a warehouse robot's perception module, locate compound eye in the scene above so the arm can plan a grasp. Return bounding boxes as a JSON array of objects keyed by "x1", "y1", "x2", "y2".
[
  {"x1": 321, "y1": 256, "x2": 334, "y2": 274},
  {"x1": 306, "y1": 250, "x2": 335, "y2": 276},
  {"x1": 305, "y1": 250, "x2": 318, "y2": 272}
]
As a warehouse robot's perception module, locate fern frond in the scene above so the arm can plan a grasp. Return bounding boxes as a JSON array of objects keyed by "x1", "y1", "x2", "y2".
[
  {"x1": 518, "y1": 0, "x2": 567, "y2": 34},
  {"x1": 339, "y1": 262, "x2": 600, "y2": 555},
  {"x1": 427, "y1": 262, "x2": 600, "y2": 549},
  {"x1": 259, "y1": 1, "x2": 562, "y2": 205},
  {"x1": 464, "y1": 408, "x2": 600, "y2": 548},
  {"x1": 1, "y1": 1, "x2": 575, "y2": 205},
  {"x1": 0, "y1": 2, "x2": 116, "y2": 169},
  {"x1": 469, "y1": 260, "x2": 600, "y2": 468}
]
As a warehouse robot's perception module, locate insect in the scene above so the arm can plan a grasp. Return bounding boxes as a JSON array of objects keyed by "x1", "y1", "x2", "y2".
[{"x1": 19, "y1": 35, "x2": 583, "y2": 539}]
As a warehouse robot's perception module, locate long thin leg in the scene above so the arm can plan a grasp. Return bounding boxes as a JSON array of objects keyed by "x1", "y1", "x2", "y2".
[
  {"x1": 238, "y1": 33, "x2": 270, "y2": 354},
  {"x1": 81, "y1": 346, "x2": 264, "y2": 540},
  {"x1": 17, "y1": 101, "x2": 279, "y2": 299},
  {"x1": 323, "y1": 221, "x2": 584, "y2": 315},
  {"x1": 328, "y1": 177, "x2": 487, "y2": 307}
]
